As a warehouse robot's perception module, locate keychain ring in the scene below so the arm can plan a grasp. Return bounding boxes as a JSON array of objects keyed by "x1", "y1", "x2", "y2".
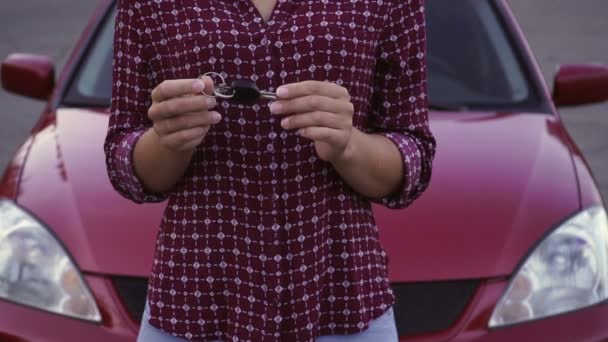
[
  {"x1": 214, "y1": 86, "x2": 235, "y2": 99},
  {"x1": 199, "y1": 71, "x2": 234, "y2": 99}
]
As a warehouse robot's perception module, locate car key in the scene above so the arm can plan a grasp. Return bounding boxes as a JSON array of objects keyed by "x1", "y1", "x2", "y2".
[
  {"x1": 222, "y1": 79, "x2": 277, "y2": 105},
  {"x1": 200, "y1": 72, "x2": 277, "y2": 105}
]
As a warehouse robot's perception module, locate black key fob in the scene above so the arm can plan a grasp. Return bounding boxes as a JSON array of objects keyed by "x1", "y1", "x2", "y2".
[{"x1": 230, "y1": 79, "x2": 261, "y2": 105}]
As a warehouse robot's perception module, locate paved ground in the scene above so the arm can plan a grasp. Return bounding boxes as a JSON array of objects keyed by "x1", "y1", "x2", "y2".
[{"x1": 1, "y1": 0, "x2": 607, "y2": 201}]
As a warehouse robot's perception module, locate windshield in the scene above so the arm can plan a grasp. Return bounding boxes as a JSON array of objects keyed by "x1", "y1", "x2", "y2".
[
  {"x1": 63, "y1": 0, "x2": 539, "y2": 111},
  {"x1": 425, "y1": 0, "x2": 533, "y2": 109}
]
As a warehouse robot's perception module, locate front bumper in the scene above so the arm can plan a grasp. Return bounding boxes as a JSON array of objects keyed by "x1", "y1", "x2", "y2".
[
  {"x1": 0, "y1": 274, "x2": 138, "y2": 342},
  {"x1": 400, "y1": 278, "x2": 608, "y2": 341},
  {"x1": 0, "y1": 275, "x2": 606, "y2": 341}
]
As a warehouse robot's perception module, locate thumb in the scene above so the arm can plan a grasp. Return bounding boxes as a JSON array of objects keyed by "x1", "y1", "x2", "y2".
[{"x1": 199, "y1": 75, "x2": 216, "y2": 97}]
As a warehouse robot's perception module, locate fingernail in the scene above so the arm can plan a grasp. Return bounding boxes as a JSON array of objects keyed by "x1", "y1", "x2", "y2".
[
  {"x1": 295, "y1": 129, "x2": 302, "y2": 136},
  {"x1": 281, "y1": 118, "x2": 289, "y2": 129},
  {"x1": 277, "y1": 86, "x2": 288, "y2": 98},
  {"x1": 212, "y1": 112, "x2": 222, "y2": 123},
  {"x1": 206, "y1": 97, "x2": 216, "y2": 108},
  {"x1": 192, "y1": 80, "x2": 205, "y2": 92},
  {"x1": 269, "y1": 102, "x2": 282, "y2": 114}
]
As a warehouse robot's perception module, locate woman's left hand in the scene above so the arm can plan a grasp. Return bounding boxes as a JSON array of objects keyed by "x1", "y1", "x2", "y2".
[{"x1": 269, "y1": 80, "x2": 355, "y2": 164}]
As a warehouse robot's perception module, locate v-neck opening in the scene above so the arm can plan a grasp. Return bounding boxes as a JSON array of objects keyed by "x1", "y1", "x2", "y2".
[
  {"x1": 239, "y1": 0, "x2": 290, "y2": 32},
  {"x1": 248, "y1": 0, "x2": 278, "y2": 26}
]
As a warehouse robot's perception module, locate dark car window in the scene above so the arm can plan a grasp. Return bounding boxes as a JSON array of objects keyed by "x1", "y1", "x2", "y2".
[
  {"x1": 63, "y1": 4, "x2": 115, "y2": 107},
  {"x1": 425, "y1": 0, "x2": 533, "y2": 109},
  {"x1": 63, "y1": 1, "x2": 541, "y2": 111}
]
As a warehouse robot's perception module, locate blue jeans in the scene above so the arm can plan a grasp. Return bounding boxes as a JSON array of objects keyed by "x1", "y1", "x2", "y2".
[{"x1": 137, "y1": 298, "x2": 398, "y2": 341}]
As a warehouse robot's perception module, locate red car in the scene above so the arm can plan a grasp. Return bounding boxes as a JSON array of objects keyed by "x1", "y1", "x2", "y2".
[{"x1": 2, "y1": 0, "x2": 608, "y2": 341}]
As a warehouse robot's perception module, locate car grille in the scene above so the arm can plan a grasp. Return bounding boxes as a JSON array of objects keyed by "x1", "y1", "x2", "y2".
[
  {"x1": 112, "y1": 276, "x2": 148, "y2": 323},
  {"x1": 391, "y1": 279, "x2": 479, "y2": 336},
  {"x1": 112, "y1": 276, "x2": 479, "y2": 335}
]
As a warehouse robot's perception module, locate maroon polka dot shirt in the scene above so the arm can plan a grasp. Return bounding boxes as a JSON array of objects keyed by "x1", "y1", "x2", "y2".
[{"x1": 104, "y1": 0, "x2": 436, "y2": 340}]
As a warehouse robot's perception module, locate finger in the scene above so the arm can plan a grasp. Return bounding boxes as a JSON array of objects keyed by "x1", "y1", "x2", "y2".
[
  {"x1": 161, "y1": 126, "x2": 210, "y2": 150},
  {"x1": 297, "y1": 126, "x2": 347, "y2": 146},
  {"x1": 148, "y1": 95, "x2": 217, "y2": 121},
  {"x1": 280, "y1": 111, "x2": 346, "y2": 130},
  {"x1": 276, "y1": 80, "x2": 350, "y2": 100},
  {"x1": 151, "y1": 76, "x2": 215, "y2": 103},
  {"x1": 270, "y1": 95, "x2": 352, "y2": 115},
  {"x1": 151, "y1": 78, "x2": 205, "y2": 103},
  {"x1": 154, "y1": 111, "x2": 222, "y2": 135}
]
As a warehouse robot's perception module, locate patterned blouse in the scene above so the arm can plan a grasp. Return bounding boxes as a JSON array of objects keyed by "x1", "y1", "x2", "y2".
[{"x1": 104, "y1": 0, "x2": 435, "y2": 340}]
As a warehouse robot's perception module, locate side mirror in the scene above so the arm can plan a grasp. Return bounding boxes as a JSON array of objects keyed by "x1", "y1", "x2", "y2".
[
  {"x1": 1, "y1": 53, "x2": 55, "y2": 101},
  {"x1": 553, "y1": 64, "x2": 608, "y2": 107}
]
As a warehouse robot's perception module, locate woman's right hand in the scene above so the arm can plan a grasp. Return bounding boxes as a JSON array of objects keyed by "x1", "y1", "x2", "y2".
[{"x1": 147, "y1": 76, "x2": 221, "y2": 153}]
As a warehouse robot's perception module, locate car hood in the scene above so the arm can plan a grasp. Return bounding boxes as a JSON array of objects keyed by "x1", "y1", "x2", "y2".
[
  {"x1": 14, "y1": 109, "x2": 579, "y2": 279},
  {"x1": 375, "y1": 112, "x2": 579, "y2": 281},
  {"x1": 15, "y1": 109, "x2": 165, "y2": 277}
]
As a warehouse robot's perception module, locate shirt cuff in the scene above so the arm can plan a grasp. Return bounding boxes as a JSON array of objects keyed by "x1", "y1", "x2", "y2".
[
  {"x1": 371, "y1": 132, "x2": 422, "y2": 209},
  {"x1": 106, "y1": 128, "x2": 170, "y2": 204}
]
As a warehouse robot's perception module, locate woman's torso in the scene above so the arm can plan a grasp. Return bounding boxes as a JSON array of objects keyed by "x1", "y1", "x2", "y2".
[{"x1": 138, "y1": 0, "x2": 397, "y2": 340}]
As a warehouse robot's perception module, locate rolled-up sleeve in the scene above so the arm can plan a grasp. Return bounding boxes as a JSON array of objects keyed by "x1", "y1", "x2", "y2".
[
  {"x1": 367, "y1": 0, "x2": 436, "y2": 209},
  {"x1": 103, "y1": 0, "x2": 169, "y2": 204}
]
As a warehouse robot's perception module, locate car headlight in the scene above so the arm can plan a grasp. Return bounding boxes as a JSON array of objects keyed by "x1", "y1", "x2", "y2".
[
  {"x1": 0, "y1": 199, "x2": 101, "y2": 322},
  {"x1": 489, "y1": 205, "x2": 608, "y2": 328}
]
